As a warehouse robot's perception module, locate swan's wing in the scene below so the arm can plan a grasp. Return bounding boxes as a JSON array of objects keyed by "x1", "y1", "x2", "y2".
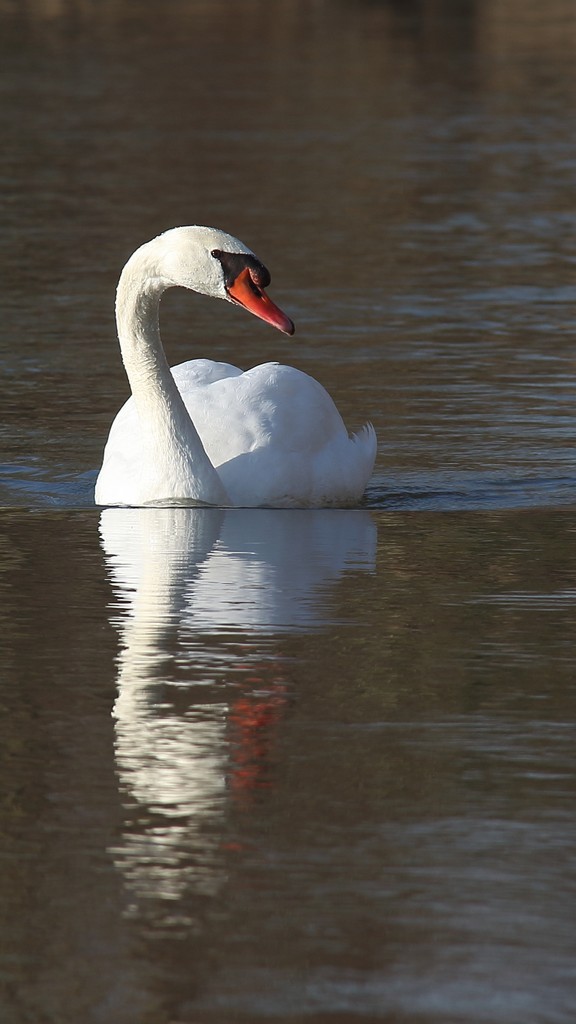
[
  {"x1": 185, "y1": 363, "x2": 344, "y2": 458},
  {"x1": 187, "y1": 363, "x2": 376, "y2": 506}
]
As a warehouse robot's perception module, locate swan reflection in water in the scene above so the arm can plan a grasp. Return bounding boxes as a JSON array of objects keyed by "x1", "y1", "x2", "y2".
[{"x1": 100, "y1": 507, "x2": 376, "y2": 925}]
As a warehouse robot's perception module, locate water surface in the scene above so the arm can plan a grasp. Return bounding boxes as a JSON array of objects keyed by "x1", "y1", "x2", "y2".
[
  {"x1": 2, "y1": 507, "x2": 576, "y2": 1023},
  {"x1": 1, "y1": 1, "x2": 576, "y2": 1021}
]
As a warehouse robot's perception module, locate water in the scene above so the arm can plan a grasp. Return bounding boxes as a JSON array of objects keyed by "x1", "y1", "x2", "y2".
[{"x1": 1, "y1": 1, "x2": 576, "y2": 1021}]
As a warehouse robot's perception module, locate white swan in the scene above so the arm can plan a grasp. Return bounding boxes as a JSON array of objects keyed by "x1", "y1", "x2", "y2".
[{"x1": 95, "y1": 226, "x2": 377, "y2": 507}]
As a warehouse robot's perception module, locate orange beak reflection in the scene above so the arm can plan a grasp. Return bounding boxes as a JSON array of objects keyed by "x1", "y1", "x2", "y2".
[{"x1": 227, "y1": 267, "x2": 295, "y2": 336}]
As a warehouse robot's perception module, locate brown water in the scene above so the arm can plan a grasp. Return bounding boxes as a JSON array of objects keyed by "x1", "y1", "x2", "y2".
[{"x1": 1, "y1": 1, "x2": 576, "y2": 1022}]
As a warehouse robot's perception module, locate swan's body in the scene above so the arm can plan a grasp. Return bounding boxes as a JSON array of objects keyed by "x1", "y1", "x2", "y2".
[{"x1": 95, "y1": 226, "x2": 376, "y2": 507}]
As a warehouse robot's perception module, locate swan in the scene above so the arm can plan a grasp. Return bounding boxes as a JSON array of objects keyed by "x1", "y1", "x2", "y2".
[{"x1": 95, "y1": 226, "x2": 377, "y2": 507}]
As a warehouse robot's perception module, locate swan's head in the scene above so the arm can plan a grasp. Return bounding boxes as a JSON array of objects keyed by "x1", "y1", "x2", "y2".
[{"x1": 150, "y1": 225, "x2": 295, "y2": 336}]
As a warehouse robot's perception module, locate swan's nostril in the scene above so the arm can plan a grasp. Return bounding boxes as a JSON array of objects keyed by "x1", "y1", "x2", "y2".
[{"x1": 248, "y1": 277, "x2": 261, "y2": 298}]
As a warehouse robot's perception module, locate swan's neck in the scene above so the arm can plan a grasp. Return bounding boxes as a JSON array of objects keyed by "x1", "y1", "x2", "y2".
[{"x1": 115, "y1": 248, "x2": 229, "y2": 505}]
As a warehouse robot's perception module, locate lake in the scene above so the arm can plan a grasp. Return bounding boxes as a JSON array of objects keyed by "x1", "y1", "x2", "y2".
[{"x1": 1, "y1": 1, "x2": 576, "y2": 1021}]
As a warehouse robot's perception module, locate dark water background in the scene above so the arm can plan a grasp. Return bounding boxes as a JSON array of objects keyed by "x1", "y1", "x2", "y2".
[{"x1": 1, "y1": 1, "x2": 576, "y2": 1022}]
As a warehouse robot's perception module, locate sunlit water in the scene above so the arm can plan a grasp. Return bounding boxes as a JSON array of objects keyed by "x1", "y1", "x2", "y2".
[{"x1": 1, "y1": 1, "x2": 576, "y2": 1022}]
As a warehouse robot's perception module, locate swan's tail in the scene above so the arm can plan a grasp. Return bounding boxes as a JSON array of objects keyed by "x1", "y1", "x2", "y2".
[
  {"x1": 352, "y1": 421, "x2": 377, "y2": 452},
  {"x1": 350, "y1": 421, "x2": 377, "y2": 490}
]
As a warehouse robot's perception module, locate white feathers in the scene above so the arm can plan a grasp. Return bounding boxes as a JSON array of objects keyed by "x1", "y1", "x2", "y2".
[{"x1": 95, "y1": 226, "x2": 376, "y2": 507}]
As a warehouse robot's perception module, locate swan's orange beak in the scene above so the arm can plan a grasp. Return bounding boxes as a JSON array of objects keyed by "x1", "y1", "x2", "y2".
[{"x1": 227, "y1": 268, "x2": 295, "y2": 336}]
